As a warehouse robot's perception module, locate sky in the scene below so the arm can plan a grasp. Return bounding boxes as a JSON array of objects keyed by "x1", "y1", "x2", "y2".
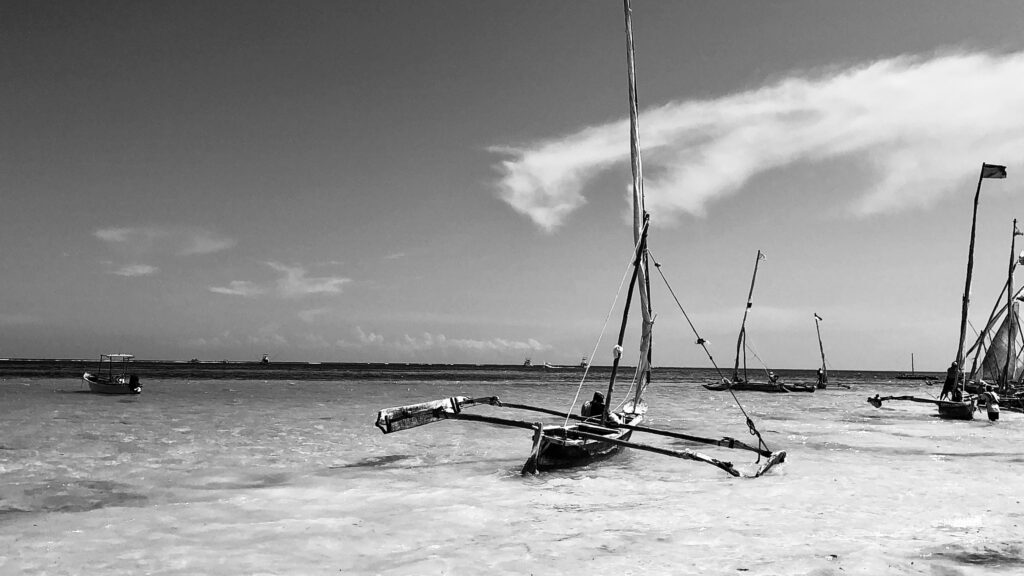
[{"x1": 3, "y1": 0, "x2": 1024, "y2": 370}]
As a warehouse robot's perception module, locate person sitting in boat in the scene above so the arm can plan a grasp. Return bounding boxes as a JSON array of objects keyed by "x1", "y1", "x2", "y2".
[
  {"x1": 581, "y1": 391, "x2": 606, "y2": 418},
  {"x1": 982, "y1": 385, "x2": 1000, "y2": 422},
  {"x1": 816, "y1": 368, "x2": 825, "y2": 386},
  {"x1": 768, "y1": 371, "x2": 779, "y2": 384}
]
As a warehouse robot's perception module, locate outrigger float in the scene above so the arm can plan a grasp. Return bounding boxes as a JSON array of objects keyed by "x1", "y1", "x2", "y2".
[{"x1": 375, "y1": 0, "x2": 785, "y2": 478}]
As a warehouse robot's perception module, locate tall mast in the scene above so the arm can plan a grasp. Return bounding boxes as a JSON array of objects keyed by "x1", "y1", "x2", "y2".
[
  {"x1": 733, "y1": 250, "x2": 764, "y2": 381},
  {"x1": 604, "y1": 0, "x2": 652, "y2": 422},
  {"x1": 955, "y1": 163, "x2": 1006, "y2": 384},
  {"x1": 1004, "y1": 219, "x2": 1020, "y2": 391},
  {"x1": 954, "y1": 168, "x2": 985, "y2": 375},
  {"x1": 814, "y1": 314, "x2": 828, "y2": 384}
]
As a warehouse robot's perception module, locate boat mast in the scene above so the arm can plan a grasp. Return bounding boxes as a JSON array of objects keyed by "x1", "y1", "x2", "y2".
[
  {"x1": 733, "y1": 250, "x2": 764, "y2": 382},
  {"x1": 911, "y1": 353, "x2": 915, "y2": 375},
  {"x1": 1004, "y1": 219, "x2": 1020, "y2": 391},
  {"x1": 814, "y1": 314, "x2": 828, "y2": 384},
  {"x1": 604, "y1": 0, "x2": 652, "y2": 423},
  {"x1": 954, "y1": 164, "x2": 1000, "y2": 385}
]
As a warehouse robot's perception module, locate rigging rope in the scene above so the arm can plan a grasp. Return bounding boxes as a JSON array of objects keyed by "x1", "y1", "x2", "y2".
[
  {"x1": 743, "y1": 341, "x2": 773, "y2": 377},
  {"x1": 648, "y1": 248, "x2": 772, "y2": 458},
  {"x1": 562, "y1": 220, "x2": 650, "y2": 427}
]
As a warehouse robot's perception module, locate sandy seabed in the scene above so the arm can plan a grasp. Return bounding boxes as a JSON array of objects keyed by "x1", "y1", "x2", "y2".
[{"x1": 1, "y1": 371, "x2": 1022, "y2": 575}]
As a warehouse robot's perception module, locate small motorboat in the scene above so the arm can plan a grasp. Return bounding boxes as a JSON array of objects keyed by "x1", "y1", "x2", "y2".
[{"x1": 82, "y1": 354, "x2": 141, "y2": 395}]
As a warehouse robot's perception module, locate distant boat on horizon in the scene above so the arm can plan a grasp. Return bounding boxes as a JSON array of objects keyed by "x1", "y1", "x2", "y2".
[{"x1": 894, "y1": 353, "x2": 937, "y2": 381}]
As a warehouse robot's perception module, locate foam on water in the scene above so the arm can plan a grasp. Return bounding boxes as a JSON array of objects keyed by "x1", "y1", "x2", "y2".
[{"x1": 1, "y1": 372, "x2": 1023, "y2": 575}]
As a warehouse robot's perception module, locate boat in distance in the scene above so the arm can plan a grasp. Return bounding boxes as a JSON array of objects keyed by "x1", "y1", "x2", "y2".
[{"x1": 82, "y1": 353, "x2": 141, "y2": 395}]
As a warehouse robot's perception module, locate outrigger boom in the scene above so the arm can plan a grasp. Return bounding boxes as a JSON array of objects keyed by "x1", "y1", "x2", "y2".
[{"x1": 375, "y1": 395, "x2": 786, "y2": 478}]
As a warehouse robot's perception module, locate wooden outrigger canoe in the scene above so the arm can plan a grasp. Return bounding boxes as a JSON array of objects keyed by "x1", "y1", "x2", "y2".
[
  {"x1": 375, "y1": 396, "x2": 785, "y2": 477},
  {"x1": 703, "y1": 380, "x2": 815, "y2": 393},
  {"x1": 373, "y1": 0, "x2": 786, "y2": 479},
  {"x1": 867, "y1": 394, "x2": 977, "y2": 420}
]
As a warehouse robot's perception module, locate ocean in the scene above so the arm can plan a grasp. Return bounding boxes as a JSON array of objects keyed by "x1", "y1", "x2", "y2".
[{"x1": 1, "y1": 362, "x2": 1022, "y2": 575}]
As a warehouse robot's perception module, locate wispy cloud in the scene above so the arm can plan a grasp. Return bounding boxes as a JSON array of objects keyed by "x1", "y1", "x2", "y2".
[
  {"x1": 94, "y1": 225, "x2": 235, "y2": 255},
  {"x1": 209, "y1": 280, "x2": 265, "y2": 297},
  {"x1": 394, "y1": 333, "x2": 550, "y2": 354},
  {"x1": 383, "y1": 252, "x2": 406, "y2": 260},
  {"x1": 493, "y1": 50, "x2": 1024, "y2": 231},
  {"x1": 268, "y1": 262, "x2": 351, "y2": 298},
  {"x1": 111, "y1": 264, "x2": 159, "y2": 277},
  {"x1": 336, "y1": 327, "x2": 550, "y2": 355}
]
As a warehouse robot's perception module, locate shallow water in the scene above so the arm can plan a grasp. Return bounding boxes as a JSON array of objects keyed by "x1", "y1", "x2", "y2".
[{"x1": 1, "y1": 370, "x2": 1022, "y2": 575}]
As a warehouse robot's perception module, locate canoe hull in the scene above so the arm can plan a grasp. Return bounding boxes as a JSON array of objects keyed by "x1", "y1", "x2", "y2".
[
  {"x1": 936, "y1": 399, "x2": 975, "y2": 420},
  {"x1": 703, "y1": 381, "x2": 814, "y2": 393},
  {"x1": 532, "y1": 415, "x2": 642, "y2": 471}
]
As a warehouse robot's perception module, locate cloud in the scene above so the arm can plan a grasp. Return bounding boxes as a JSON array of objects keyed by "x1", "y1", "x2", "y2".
[
  {"x1": 111, "y1": 264, "x2": 159, "y2": 277},
  {"x1": 268, "y1": 262, "x2": 351, "y2": 298},
  {"x1": 383, "y1": 252, "x2": 406, "y2": 260},
  {"x1": 356, "y1": 326, "x2": 385, "y2": 345},
  {"x1": 209, "y1": 280, "x2": 265, "y2": 297},
  {"x1": 94, "y1": 226, "x2": 235, "y2": 255},
  {"x1": 492, "y1": 50, "x2": 1024, "y2": 230},
  {"x1": 348, "y1": 329, "x2": 549, "y2": 353},
  {"x1": 179, "y1": 232, "x2": 236, "y2": 255}
]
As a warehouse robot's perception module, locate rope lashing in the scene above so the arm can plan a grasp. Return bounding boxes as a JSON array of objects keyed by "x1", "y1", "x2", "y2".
[{"x1": 746, "y1": 417, "x2": 769, "y2": 461}]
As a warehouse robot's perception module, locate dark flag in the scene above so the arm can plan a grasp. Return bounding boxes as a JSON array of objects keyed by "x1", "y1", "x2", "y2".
[
  {"x1": 814, "y1": 313, "x2": 823, "y2": 321},
  {"x1": 982, "y1": 163, "x2": 1007, "y2": 179}
]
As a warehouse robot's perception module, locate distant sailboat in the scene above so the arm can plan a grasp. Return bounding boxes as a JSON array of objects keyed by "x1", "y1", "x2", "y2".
[
  {"x1": 813, "y1": 313, "x2": 828, "y2": 389},
  {"x1": 703, "y1": 250, "x2": 814, "y2": 393},
  {"x1": 895, "y1": 353, "x2": 937, "y2": 381}
]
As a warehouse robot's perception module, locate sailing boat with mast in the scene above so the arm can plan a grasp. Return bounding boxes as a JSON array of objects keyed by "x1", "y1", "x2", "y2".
[
  {"x1": 374, "y1": 0, "x2": 785, "y2": 478},
  {"x1": 869, "y1": 162, "x2": 1008, "y2": 419},
  {"x1": 703, "y1": 250, "x2": 815, "y2": 393},
  {"x1": 895, "y1": 353, "x2": 937, "y2": 381}
]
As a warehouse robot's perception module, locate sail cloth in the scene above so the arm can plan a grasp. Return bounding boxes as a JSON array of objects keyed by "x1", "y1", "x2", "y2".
[{"x1": 980, "y1": 303, "x2": 1024, "y2": 384}]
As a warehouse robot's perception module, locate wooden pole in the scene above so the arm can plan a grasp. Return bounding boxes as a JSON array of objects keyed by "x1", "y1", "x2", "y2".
[
  {"x1": 733, "y1": 250, "x2": 764, "y2": 382},
  {"x1": 602, "y1": 222, "x2": 646, "y2": 426},
  {"x1": 1004, "y1": 219, "x2": 1019, "y2": 391},
  {"x1": 499, "y1": 401, "x2": 772, "y2": 457},
  {"x1": 814, "y1": 314, "x2": 828, "y2": 385},
  {"x1": 955, "y1": 165, "x2": 987, "y2": 389},
  {"x1": 620, "y1": 0, "x2": 654, "y2": 415},
  {"x1": 568, "y1": 429, "x2": 741, "y2": 477}
]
